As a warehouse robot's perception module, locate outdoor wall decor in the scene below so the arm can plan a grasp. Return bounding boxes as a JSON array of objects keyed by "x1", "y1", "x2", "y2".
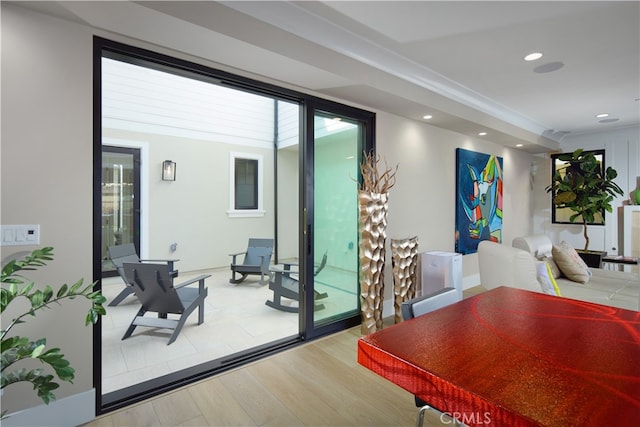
[
  {"x1": 455, "y1": 148, "x2": 503, "y2": 255},
  {"x1": 390, "y1": 236, "x2": 419, "y2": 324},
  {"x1": 358, "y1": 152, "x2": 397, "y2": 334}
]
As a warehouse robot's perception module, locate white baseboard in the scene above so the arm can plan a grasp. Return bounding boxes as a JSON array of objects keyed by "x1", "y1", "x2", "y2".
[
  {"x1": 464, "y1": 273, "x2": 481, "y2": 289},
  {"x1": 2, "y1": 389, "x2": 95, "y2": 427}
]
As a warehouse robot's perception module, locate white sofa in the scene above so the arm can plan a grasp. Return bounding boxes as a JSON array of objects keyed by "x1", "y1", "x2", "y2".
[{"x1": 478, "y1": 235, "x2": 639, "y2": 311}]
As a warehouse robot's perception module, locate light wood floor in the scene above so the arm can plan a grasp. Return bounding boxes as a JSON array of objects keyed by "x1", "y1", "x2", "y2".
[
  {"x1": 87, "y1": 287, "x2": 486, "y2": 427},
  {"x1": 85, "y1": 325, "x2": 455, "y2": 427}
]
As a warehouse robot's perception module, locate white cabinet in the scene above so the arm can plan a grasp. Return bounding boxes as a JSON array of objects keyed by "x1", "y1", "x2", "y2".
[
  {"x1": 420, "y1": 251, "x2": 463, "y2": 300},
  {"x1": 618, "y1": 205, "x2": 640, "y2": 258}
]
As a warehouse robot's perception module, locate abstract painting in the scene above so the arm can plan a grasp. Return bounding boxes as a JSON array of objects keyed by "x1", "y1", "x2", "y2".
[{"x1": 455, "y1": 148, "x2": 503, "y2": 254}]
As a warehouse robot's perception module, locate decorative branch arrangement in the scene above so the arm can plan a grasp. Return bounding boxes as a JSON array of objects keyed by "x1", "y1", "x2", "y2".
[
  {"x1": 359, "y1": 151, "x2": 398, "y2": 194},
  {"x1": 357, "y1": 151, "x2": 399, "y2": 334}
]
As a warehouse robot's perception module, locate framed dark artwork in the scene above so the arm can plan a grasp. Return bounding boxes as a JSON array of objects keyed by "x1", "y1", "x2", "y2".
[
  {"x1": 550, "y1": 149, "x2": 605, "y2": 225},
  {"x1": 455, "y1": 148, "x2": 503, "y2": 255}
]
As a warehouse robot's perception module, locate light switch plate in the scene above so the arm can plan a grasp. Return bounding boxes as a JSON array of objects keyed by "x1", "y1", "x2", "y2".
[{"x1": 0, "y1": 225, "x2": 40, "y2": 246}]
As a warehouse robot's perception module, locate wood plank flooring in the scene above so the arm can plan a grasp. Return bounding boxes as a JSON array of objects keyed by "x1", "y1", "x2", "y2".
[
  {"x1": 85, "y1": 325, "x2": 457, "y2": 427},
  {"x1": 86, "y1": 287, "x2": 487, "y2": 427}
]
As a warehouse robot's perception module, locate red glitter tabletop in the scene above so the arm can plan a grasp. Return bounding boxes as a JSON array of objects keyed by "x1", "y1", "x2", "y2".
[{"x1": 358, "y1": 287, "x2": 640, "y2": 426}]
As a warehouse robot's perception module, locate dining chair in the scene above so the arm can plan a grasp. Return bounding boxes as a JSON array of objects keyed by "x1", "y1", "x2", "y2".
[{"x1": 401, "y1": 288, "x2": 463, "y2": 427}]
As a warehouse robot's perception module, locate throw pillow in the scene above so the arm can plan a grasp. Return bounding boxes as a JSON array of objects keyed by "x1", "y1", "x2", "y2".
[
  {"x1": 551, "y1": 242, "x2": 591, "y2": 284},
  {"x1": 539, "y1": 255, "x2": 561, "y2": 279},
  {"x1": 535, "y1": 261, "x2": 562, "y2": 296}
]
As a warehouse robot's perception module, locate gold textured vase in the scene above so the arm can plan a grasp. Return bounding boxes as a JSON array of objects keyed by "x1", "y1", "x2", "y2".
[
  {"x1": 390, "y1": 236, "x2": 419, "y2": 324},
  {"x1": 358, "y1": 191, "x2": 389, "y2": 334}
]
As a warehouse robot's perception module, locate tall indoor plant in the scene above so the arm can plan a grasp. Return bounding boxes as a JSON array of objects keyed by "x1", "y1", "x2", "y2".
[
  {"x1": 1, "y1": 247, "x2": 106, "y2": 419},
  {"x1": 545, "y1": 149, "x2": 623, "y2": 252}
]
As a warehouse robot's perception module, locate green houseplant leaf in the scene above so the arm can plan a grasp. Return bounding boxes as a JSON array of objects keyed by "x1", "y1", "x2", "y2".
[
  {"x1": 1, "y1": 247, "x2": 105, "y2": 419},
  {"x1": 545, "y1": 149, "x2": 624, "y2": 250}
]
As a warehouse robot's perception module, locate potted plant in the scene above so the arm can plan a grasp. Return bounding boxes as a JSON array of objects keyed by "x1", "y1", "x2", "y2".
[
  {"x1": 545, "y1": 149, "x2": 624, "y2": 267},
  {"x1": 1, "y1": 247, "x2": 106, "y2": 419}
]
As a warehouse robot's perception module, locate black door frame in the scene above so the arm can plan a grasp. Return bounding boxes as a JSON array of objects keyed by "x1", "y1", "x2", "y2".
[
  {"x1": 301, "y1": 102, "x2": 374, "y2": 340},
  {"x1": 93, "y1": 35, "x2": 374, "y2": 415}
]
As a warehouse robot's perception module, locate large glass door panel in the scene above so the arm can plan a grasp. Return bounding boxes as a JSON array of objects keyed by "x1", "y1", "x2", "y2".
[
  {"x1": 311, "y1": 112, "x2": 362, "y2": 327},
  {"x1": 101, "y1": 146, "x2": 140, "y2": 276},
  {"x1": 95, "y1": 37, "x2": 376, "y2": 412}
]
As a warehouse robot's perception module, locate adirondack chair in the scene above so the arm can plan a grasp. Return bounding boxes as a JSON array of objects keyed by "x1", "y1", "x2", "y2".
[
  {"x1": 107, "y1": 243, "x2": 179, "y2": 306},
  {"x1": 122, "y1": 262, "x2": 210, "y2": 345},
  {"x1": 265, "y1": 251, "x2": 328, "y2": 313},
  {"x1": 229, "y1": 238, "x2": 274, "y2": 284}
]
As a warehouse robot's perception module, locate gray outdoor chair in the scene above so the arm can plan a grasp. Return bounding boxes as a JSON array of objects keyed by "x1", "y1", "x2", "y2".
[
  {"x1": 265, "y1": 251, "x2": 328, "y2": 313},
  {"x1": 107, "y1": 243, "x2": 179, "y2": 306},
  {"x1": 122, "y1": 262, "x2": 210, "y2": 345},
  {"x1": 229, "y1": 238, "x2": 274, "y2": 284}
]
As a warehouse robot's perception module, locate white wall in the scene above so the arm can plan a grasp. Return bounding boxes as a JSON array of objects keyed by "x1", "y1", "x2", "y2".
[
  {"x1": 377, "y1": 113, "x2": 536, "y2": 293},
  {"x1": 1, "y1": 4, "x2": 95, "y2": 418},
  {"x1": 533, "y1": 126, "x2": 640, "y2": 253}
]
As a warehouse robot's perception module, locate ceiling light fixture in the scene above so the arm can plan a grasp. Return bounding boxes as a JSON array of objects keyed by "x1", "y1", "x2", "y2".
[
  {"x1": 524, "y1": 52, "x2": 543, "y2": 61},
  {"x1": 478, "y1": 132, "x2": 487, "y2": 136},
  {"x1": 423, "y1": 115, "x2": 433, "y2": 120},
  {"x1": 595, "y1": 113, "x2": 609, "y2": 118},
  {"x1": 516, "y1": 144, "x2": 524, "y2": 147}
]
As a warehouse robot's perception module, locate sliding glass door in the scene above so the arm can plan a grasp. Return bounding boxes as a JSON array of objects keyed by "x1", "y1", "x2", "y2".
[
  {"x1": 303, "y1": 106, "x2": 374, "y2": 338},
  {"x1": 94, "y1": 36, "x2": 374, "y2": 413}
]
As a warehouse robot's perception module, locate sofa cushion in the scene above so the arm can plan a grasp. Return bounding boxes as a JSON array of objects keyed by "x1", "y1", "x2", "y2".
[
  {"x1": 552, "y1": 242, "x2": 591, "y2": 284},
  {"x1": 477, "y1": 241, "x2": 542, "y2": 292},
  {"x1": 513, "y1": 235, "x2": 553, "y2": 257}
]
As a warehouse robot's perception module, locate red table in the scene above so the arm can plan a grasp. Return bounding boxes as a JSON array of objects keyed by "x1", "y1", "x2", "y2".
[{"x1": 358, "y1": 287, "x2": 640, "y2": 426}]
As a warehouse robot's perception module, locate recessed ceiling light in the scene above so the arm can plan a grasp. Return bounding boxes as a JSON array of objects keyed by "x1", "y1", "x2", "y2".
[
  {"x1": 595, "y1": 113, "x2": 609, "y2": 118},
  {"x1": 423, "y1": 115, "x2": 433, "y2": 120},
  {"x1": 524, "y1": 52, "x2": 543, "y2": 61},
  {"x1": 516, "y1": 144, "x2": 524, "y2": 147},
  {"x1": 478, "y1": 132, "x2": 487, "y2": 136}
]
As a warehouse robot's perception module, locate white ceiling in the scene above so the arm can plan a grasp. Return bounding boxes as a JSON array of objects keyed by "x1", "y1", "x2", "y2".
[{"x1": 15, "y1": 1, "x2": 640, "y2": 153}]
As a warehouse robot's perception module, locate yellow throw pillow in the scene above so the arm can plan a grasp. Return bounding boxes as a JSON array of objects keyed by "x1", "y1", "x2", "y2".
[
  {"x1": 551, "y1": 242, "x2": 591, "y2": 284},
  {"x1": 536, "y1": 261, "x2": 562, "y2": 296},
  {"x1": 546, "y1": 262, "x2": 561, "y2": 296},
  {"x1": 540, "y1": 255, "x2": 562, "y2": 279}
]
